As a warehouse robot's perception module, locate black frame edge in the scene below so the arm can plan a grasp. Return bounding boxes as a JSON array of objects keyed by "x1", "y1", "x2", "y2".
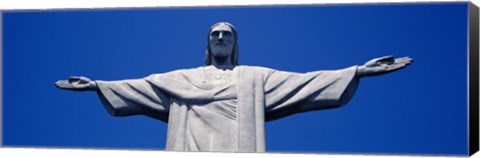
[{"x1": 469, "y1": 1, "x2": 479, "y2": 156}]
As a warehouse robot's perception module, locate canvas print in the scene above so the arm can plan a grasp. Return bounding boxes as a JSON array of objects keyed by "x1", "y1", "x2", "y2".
[{"x1": 2, "y1": 2, "x2": 478, "y2": 156}]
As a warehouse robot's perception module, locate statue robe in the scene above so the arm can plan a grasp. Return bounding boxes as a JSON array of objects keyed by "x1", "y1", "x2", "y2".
[{"x1": 95, "y1": 65, "x2": 359, "y2": 152}]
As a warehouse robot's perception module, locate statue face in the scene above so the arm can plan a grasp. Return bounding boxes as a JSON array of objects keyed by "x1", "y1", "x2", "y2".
[{"x1": 209, "y1": 24, "x2": 235, "y2": 59}]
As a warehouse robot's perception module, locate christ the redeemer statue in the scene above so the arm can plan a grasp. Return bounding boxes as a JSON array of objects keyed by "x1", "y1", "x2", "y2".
[{"x1": 55, "y1": 22, "x2": 413, "y2": 152}]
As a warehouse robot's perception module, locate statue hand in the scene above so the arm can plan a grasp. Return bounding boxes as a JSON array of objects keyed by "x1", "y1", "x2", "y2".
[
  {"x1": 357, "y1": 55, "x2": 413, "y2": 77},
  {"x1": 54, "y1": 76, "x2": 97, "y2": 91}
]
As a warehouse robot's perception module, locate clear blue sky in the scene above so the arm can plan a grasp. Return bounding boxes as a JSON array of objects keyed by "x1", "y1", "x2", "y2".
[{"x1": 2, "y1": 2, "x2": 470, "y2": 156}]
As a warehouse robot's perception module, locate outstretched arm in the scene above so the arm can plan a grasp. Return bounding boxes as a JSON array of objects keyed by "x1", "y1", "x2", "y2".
[
  {"x1": 263, "y1": 66, "x2": 359, "y2": 121},
  {"x1": 55, "y1": 75, "x2": 171, "y2": 121},
  {"x1": 264, "y1": 55, "x2": 413, "y2": 121},
  {"x1": 54, "y1": 76, "x2": 97, "y2": 91},
  {"x1": 356, "y1": 55, "x2": 413, "y2": 78}
]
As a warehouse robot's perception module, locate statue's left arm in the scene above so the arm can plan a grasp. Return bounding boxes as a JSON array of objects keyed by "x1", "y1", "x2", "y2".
[
  {"x1": 264, "y1": 55, "x2": 412, "y2": 121},
  {"x1": 264, "y1": 66, "x2": 359, "y2": 121}
]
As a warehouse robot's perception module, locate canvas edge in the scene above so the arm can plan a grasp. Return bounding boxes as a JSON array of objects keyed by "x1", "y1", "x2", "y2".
[{"x1": 469, "y1": 1, "x2": 479, "y2": 156}]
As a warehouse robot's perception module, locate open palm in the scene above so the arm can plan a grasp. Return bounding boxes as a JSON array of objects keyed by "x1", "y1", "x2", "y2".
[
  {"x1": 357, "y1": 55, "x2": 413, "y2": 77},
  {"x1": 54, "y1": 76, "x2": 96, "y2": 91}
]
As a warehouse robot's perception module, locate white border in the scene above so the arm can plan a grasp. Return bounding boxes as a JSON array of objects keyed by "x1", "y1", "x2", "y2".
[
  {"x1": 0, "y1": 0, "x2": 472, "y2": 10},
  {"x1": 0, "y1": 0, "x2": 478, "y2": 158},
  {"x1": 0, "y1": 6, "x2": 3, "y2": 149},
  {"x1": 0, "y1": 147, "x2": 469, "y2": 158}
]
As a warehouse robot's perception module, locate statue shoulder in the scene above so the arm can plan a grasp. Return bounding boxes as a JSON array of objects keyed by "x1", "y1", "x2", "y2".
[
  {"x1": 236, "y1": 65, "x2": 276, "y2": 73},
  {"x1": 146, "y1": 67, "x2": 203, "y2": 79},
  {"x1": 235, "y1": 65, "x2": 277, "y2": 80}
]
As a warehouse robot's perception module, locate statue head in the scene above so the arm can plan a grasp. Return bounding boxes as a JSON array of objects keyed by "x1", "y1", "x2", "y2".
[{"x1": 204, "y1": 22, "x2": 239, "y2": 66}]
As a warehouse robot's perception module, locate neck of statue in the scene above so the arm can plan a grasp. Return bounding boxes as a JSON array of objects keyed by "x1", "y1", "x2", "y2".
[{"x1": 211, "y1": 56, "x2": 234, "y2": 70}]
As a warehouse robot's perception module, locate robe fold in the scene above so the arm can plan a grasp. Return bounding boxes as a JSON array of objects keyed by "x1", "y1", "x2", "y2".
[{"x1": 95, "y1": 65, "x2": 359, "y2": 152}]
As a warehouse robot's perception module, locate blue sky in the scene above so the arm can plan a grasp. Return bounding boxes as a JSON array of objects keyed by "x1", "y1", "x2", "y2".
[{"x1": 2, "y1": 2, "x2": 470, "y2": 155}]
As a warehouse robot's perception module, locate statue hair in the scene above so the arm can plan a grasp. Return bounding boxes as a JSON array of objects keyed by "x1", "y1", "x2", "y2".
[{"x1": 204, "y1": 22, "x2": 239, "y2": 66}]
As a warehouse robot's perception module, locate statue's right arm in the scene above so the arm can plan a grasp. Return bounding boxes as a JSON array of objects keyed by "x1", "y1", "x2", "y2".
[{"x1": 54, "y1": 76, "x2": 98, "y2": 91}]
